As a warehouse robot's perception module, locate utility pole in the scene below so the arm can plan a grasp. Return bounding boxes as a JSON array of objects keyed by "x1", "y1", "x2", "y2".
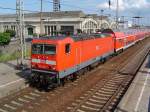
[
  {"x1": 121, "y1": 16, "x2": 125, "y2": 29},
  {"x1": 40, "y1": 0, "x2": 43, "y2": 35},
  {"x1": 22, "y1": 2, "x2": 26, "y2": 58},
  {"x1": 16, "y1": 0, "x2": 24, "y2": 64},
  {"x1": 116, "y1": 0, "x2": 119, "y2": 29},
  {"x1": 100, "y1": 9, "x2": 104, "y2": 30}
]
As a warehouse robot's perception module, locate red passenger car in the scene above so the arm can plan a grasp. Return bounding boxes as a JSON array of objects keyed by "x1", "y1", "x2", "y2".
[{"x1": 114, "y1": 32, "x2": 125, "y2": 52}]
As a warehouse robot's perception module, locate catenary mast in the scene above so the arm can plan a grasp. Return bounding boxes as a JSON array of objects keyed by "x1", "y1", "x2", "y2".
[
  {"x1": 16, "y1": 0, "x2": 25, "y2": 64},
  {"x1": 53, "y1": 0, "x2": 61, "y2": 12}
]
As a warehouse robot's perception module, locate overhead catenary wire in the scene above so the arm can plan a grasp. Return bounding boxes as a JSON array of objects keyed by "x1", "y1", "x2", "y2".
[
  {"x1": 0, "y1": 0, "x2": 110, "y2": 15},
  {"x1": 0, "y1": 6, "x2": 40, "y2": 13},
  {"x1": 37, "y1": 0, "x2": 98, "y2": 12},
  {"x1": 0, "y1": 0, "x2": 97, "y2": 14}
]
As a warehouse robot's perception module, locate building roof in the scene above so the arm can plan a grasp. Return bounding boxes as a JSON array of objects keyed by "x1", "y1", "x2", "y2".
[
  {"x1": 0, "y1": 11, "x2": 85, "y2": 19},
  {"x1": 0, "y1": 10, "x2": 109, "y2": 24},
  {"x1": 44, "y1": 18, "x2": 82, "y2": 22},
  {"x1": 0, "y1": 10, "x2": 108, "y2": 20}
]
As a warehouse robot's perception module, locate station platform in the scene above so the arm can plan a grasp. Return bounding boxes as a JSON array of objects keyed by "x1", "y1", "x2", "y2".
[
  {"x1": 116, "y1": 55, "x2": 150, "y2": 112},
  {"x1": 0, "y1": 59, "x2": 30, "y2": 98}
]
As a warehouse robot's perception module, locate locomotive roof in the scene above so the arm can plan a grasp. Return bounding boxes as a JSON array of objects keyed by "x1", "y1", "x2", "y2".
[{"x1": 38, "y1": 33, "x2": 111, "y2": 42}]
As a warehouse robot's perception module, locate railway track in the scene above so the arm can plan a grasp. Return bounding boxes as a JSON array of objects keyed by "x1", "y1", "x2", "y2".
[
  {"x1": 63, "y1": 39, "x2": 150, "y2": 112},
  {"x1": 66, "y1": 74, "x2": 131, "y2": 112},
  {"x1": 0, "y1": 37, "x2": 149, "y2": 112}
]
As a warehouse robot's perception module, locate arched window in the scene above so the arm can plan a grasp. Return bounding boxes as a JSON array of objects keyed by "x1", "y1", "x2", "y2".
[{"x1": 82, "y1": 19, "x2": 98, "y2": 33}]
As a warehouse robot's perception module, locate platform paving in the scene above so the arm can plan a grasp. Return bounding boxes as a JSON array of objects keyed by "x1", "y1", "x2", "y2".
[
  {"x1": 116, "y1": 55, "x2": 150, "y2": 112},
  {"x1": 0, "y1": 59, "x2": 30, "y2": 98}
]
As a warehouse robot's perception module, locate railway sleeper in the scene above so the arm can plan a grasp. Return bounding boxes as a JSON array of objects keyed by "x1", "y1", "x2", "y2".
[
  {"x1": 86, "y1": 101, "x2": 102, "y2": 107},
  {"x1": 80, "y1": 105, "x2": 100, "y2": 112},
  {"x1": 89, "y1": 98, "x2": 107, "y2": 104},
  {"x1": 95, "y1": 92, "x2": 111, "y2": 97}
]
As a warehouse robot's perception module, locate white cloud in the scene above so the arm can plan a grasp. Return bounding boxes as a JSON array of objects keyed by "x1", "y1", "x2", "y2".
[{"x1": 97, "y1": 0, "x2": 150, "y2": 11}]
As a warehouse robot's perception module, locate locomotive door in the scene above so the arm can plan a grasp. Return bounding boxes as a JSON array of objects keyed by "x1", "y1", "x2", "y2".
[{"x1": 75, "y1": 48, "x2": 81, "y2": 70}]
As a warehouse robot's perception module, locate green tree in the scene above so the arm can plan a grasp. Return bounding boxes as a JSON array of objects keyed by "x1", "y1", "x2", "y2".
[
  {"x1": 5, "y1": 29, "x2": 16, "y2": 37},
  {"x1": 0, "y1": 33, "x2": 11, "y2": 45}
]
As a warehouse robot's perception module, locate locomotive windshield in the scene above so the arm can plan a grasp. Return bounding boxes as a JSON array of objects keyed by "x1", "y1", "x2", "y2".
[
  {"x1": 32, "y1": 44, "x2": 56, "y2": 55},
  {"x1": 32, "y1": 44, "x2": 43, "y2": 54},
  {"x1": 44, "y1": 45, "x2": 56, "y2": 55}
]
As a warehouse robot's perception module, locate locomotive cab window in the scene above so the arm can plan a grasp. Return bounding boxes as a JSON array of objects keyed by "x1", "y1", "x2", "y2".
[
  {"x1": 32, "y1": 44, "x2": 56, "y2": 55},
  {"x1": 65, "y1": 43, "x2": 71, "y2": 54},
  {"x1": 44, "y1": 45, "x2": 56, "y2": 55},
  {"x1": 32, "y1": 44, "x2": 43, "y2": 54}
]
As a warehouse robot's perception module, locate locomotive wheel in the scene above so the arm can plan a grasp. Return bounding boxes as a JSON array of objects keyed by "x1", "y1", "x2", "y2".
[
  {"x1": 60, "y1": 78, "x2": 65, "y2": 87},
  {"x1": 76, "y1": 69, "x2": 84, "y2": 77},
  {"x1": 85, "y1": 67, "x2": 89, "y2": 73},
  {"x1": 30, "y1": 73, "x2": 40, "y2": 87},
  {"x1": 73, "y1": 74, "x2": 77, "y2": 80},
  {"x1": 103, "y1": 58, "x2": 107, "y2": 63}
]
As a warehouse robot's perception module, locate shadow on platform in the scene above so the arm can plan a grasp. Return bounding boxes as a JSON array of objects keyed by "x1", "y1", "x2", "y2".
[
  {"x1": 146, "y1": 55, "x2": 150, "y2": 68},
  {"x1": 16, "y1": 69, "x2": 31, "y2": 85},
  {"x1": 148, "y1": 96, "x2": 150, "y2": 112},
  {"x1": 139, "y1": 70, "x2": 150, "y2": 74},
  {"x1": 15, "y1": 70, "x2": 54, "y2": 92},
  {"x1": 115, "y1": 107, "x2": 128, "y2": 112}
]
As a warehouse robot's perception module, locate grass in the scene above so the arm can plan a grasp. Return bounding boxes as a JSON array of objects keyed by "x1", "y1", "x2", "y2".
[{"x1": 0, "y1": 50, "x2": 30, "y2": 62}]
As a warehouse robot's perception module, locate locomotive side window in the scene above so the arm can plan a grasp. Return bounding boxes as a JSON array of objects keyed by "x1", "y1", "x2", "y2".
[
  {"x1": 44, "y1": 45, "x2": 56, "y2": 55},
  {"x1": 32, "y1": 44, "x2": 43, "y2": 54},
  {"x1": 119, "y1": 39, "x2": 122, "y2": 42},
  {"x1": 65, "y1": 44, "x2": 70, "y2": 54}
]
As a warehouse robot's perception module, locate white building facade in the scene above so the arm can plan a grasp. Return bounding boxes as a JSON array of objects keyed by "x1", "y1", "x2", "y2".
[{"x1": 0, "y1": 11, "x2": 116, "y2": 37}]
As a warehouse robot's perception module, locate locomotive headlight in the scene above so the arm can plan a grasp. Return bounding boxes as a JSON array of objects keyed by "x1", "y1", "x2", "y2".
[
  {"x1": 52, "y1": 67, "x2": 56, "y2": 70},
  {"x1": 48, "y1": 65, "x2": 56, "y2": 70},
  {"x1": 31, "y1": 64, "x2": 35, "y2": 68},
  {"x1": 32, "y1": 64, "x2": 38, "y2": 68}
]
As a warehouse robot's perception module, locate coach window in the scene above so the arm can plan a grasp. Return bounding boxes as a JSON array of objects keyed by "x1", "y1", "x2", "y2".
[{"x1": 65, "y1": 43, "x2": 71, "y2": 54}]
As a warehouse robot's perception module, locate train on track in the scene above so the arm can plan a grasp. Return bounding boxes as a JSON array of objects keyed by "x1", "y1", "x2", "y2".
[{"x1": 30, "y1": 29, "x2": 150, "y2": 88}]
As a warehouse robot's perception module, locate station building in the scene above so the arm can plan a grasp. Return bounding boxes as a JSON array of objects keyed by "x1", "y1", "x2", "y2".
[{"x1": 0, "y1": 11, "x2": 117, "y2": 37}]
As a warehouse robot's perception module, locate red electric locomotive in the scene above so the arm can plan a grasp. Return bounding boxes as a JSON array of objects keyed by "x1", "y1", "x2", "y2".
[{"x1": 31, "y1": 33, "x2": 114, "y2": 86}]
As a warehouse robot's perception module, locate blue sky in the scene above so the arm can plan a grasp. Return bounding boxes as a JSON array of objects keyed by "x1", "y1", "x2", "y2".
[{"x1": 0, "y1": 0, "x2": 150, "y2": 25}]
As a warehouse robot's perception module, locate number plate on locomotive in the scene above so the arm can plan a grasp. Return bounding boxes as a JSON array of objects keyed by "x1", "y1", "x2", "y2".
[{"x1": 40, "y1": 60, "x2": 46, "y2": 63}]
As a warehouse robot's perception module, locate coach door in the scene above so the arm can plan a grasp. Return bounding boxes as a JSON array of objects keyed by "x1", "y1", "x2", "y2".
[{"x1": 75, "y1": 47, "x2": 82, "y2": 70}]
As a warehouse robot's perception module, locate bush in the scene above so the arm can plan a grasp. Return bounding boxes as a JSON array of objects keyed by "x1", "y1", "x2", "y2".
[
  {"x1": 0, "y1": 33, "x2": 11, "y2": 45},
  {"x1": 5, "y1": 29, "x2": 16, "y2": 37},
  {"x1": 33, "y1": 33, "x2": 38, "y2": 37},
  {"x1": 39, "y1": 34, "x2": 47, "y2": 37}
]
